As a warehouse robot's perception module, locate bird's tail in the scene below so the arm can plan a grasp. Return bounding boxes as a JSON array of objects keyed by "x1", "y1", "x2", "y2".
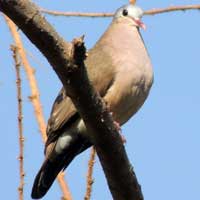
[
  {"x1": 31, "y1": 153, "x2": 73, "y2": 199},
  {"x1": 31, "y1": 135, "x2": 91, "y2": 199}
]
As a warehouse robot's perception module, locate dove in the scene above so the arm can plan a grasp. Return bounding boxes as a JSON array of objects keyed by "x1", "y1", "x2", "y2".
[{"x1": 31, "y1": 4, "x2": 153, "y2": 199}]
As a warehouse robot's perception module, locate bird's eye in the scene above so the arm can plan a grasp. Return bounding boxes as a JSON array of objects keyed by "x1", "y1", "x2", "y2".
[{"x1": 122, "y1": 9, "x2": 128, "y2": 16}]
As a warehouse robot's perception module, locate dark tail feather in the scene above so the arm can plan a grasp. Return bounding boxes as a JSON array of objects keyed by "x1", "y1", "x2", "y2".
[
  {"x1": 31, "y1": 155, "x2": 73, "y2": 199},
  {"x1": 31, "y1": 135, "x2": 92, "y2": 199}
]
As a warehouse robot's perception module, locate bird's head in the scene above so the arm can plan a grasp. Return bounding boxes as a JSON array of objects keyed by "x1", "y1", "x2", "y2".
[{"x1": 113, "y1": 4, "x2": 146, "y2": 30}]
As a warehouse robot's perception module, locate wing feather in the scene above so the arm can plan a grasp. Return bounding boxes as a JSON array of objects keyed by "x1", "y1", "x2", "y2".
[{"x1": 46, "y1": 39, "x2": 116, "y2": 146}]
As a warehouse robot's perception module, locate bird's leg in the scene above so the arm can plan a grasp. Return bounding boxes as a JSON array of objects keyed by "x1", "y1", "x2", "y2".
[
  {"x1": 110, "y1": 112, "x2": 126, "y2": 144},
  {"x1": 113, "y1": 120, "x2": 121, "y2": 132},
  {"x1": 105, "y1": 99, "x2": 127, "y2": 144}
]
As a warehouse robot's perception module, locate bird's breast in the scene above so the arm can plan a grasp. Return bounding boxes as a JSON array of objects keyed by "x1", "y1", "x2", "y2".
[
  {"x1": 111, "y1": 51, "x2": 153, "y2": 125},
  {"x1": 115, "y1": 68, "x2": 153, "y2": 125}
]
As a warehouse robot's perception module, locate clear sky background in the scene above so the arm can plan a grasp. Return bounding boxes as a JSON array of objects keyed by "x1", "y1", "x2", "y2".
[{"x1": 1, "y1": 0, "x2": 200, "y2": 199}]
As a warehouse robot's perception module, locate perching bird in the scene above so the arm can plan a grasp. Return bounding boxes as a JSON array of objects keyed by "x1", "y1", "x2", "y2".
[{"x1": 32, "y1": 4, "x2": 153, "y2": 199}]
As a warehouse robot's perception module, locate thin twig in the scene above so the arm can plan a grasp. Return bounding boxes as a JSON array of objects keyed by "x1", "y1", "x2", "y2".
[
  {"x1": 41, "y1": 4, "x2": 200, "y2": 17},
  {"x1": 40, "y1": 8, "x2": 113, "y2": 17},
  {"x1": 11, "y1": 45, "x2": 24, "y2": 200},
  {"x1": 129, "y1": 0, "x2": 136, "y2": 5},
  {"x1": 84, "y1": 147, "x2": 96, "y2": 200},
  {"x1": 145, "y1": 4, "x2": 200, "y2": 15},
  {"x1": 4, "y1": 15, "x2": 72, "y2": 200},
  {"x1": 4, "y1": 16, "x2": 47, "y2": 142},
  {"x1": 58, "y1": 172, "x2": 73, "y2": 200}
]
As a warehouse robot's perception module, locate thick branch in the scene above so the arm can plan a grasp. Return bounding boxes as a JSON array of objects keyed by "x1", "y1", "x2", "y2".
[
  {"x1": 40, "y1": 4, "x2": 200, "y2": 17},
  {"x1": 0, "y1": 0, "x2": 143, "y2": 199}
]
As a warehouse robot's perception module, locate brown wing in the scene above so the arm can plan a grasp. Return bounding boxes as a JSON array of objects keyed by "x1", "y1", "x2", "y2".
[
  {"x1": 45, "y1": 88, "x2": 78, "y2": 147},
  {"x1": 46, "y1": 88, "x2": 76, "y2": 134},
  {"x1": 46, "y1": 33, "x2": 116, "y2": 147}
]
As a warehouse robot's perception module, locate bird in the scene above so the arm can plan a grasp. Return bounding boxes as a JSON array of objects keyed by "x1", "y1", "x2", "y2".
[{"x1": 31, "y1": 4, "x2": 153, "y2": 199}]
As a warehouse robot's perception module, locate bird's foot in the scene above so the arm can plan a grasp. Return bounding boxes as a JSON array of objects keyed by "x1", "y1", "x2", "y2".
[
  {"x1": 109, "y1": 111, "x2": 126, "y2": 144},
  {"x1": 120, "y1": 134, "x2": 127, "y2": 144},
  {"x1": 114, "y1": 121, "x2": 121, "y2": 132},
  {"x1": 113, "y1": 121, "x2": 126, "y2": 144}
]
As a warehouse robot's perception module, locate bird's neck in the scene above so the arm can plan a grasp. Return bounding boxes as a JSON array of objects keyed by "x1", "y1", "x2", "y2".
[{"x1": 96, "y1": 21, "x2": 146, "y2": 55}]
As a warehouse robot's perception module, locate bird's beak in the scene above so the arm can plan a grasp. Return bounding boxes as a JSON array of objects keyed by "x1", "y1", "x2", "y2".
[{"x1": 134, "y1": 18, "x2": 146, "y2": 30}]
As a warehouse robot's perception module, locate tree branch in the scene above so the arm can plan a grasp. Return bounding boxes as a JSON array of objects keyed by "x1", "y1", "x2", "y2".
[
  {"x1": 84, "y1": 147, "x2": 96, "y2": 200},
  {"x1": 0, "y1": 0, "x2": 143, "y2": 199},
  {"x1": 145, "y1": 4, "x2": 200, "y2": 15},
  {"x1": 11, "y1": 45, "x2": 25, "y2": 200},
  {"x1": 4, "y1": 15, "x2": 47, "y2": 142},
  {"x1": 40, "y1": 8, "x2": 113, "y2": 17},
  {"x1": 40, "y1": 4, "x2": 200, "y2": 17},
  {"x1": 4, "y1": 14, "x2": 72, "y2": 200}
]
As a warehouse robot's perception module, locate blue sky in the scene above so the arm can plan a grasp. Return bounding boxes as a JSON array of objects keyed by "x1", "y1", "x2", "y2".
[{"x1": 1, "y1": 0, "x2": 200, "y2": 199}]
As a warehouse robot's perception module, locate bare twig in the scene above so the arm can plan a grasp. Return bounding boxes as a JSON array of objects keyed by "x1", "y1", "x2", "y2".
[
  {"x1": 84, "y1": 147, "x2": 96, "y2": 200},
  {"x1": 11, "y1": 45, "x2": 24, "y2": 200},
  {"x1": 129, "y1": 0, "x2": 136, "y2": 5},
  {"x1": 58, "y1": 172, "x2": 72, "y2": 200},
  {"x1": 4, "y1": 16, "x2": 47, "y2": 142},
  {"x1": 41, "y1": 4, "x2": 200, "y2": 18},
  {"x1": 4, "y1": 15, "x2": 72, "y2": 200},
  {"x1": 40, "y1": 8, "x2": 113, "y2": 17},
  {"x1": 145, "y1": 4, "x2": 200, "y2": 15}
]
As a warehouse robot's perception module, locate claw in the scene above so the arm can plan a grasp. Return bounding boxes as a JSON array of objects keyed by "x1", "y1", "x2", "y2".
[
  {"x1": 113, "y1": 121, "x2": 126, "y2": 143},
  {"x1": 120, "y1": 134, "x2": 127, "y2": 144},
  {"x1": 114, "y1": 121, "x2": 121, "y2": 132}
]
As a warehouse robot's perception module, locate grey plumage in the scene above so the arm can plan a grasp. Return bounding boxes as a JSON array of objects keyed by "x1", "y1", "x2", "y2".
[{"x1": 32, "y1": 4, "x2": 153, "y2": 199}]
